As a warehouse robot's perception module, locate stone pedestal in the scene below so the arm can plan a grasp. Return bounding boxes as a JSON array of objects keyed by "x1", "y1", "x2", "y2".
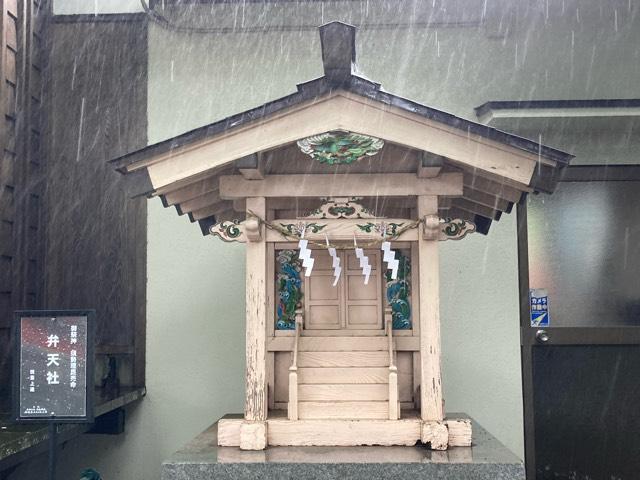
[{"x1": 161, "y1": 413, "x2": 524, "y2": 480}]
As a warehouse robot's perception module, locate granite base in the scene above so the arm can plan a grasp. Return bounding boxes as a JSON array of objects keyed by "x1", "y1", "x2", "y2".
[{"x1": 161, "y1": 413, "x2": 524, "y2": 480}]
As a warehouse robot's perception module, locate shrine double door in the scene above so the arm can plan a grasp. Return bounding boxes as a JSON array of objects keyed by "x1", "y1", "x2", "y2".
[{"x1": 303, "y1": 249, "x2": 384, "y2": 335}]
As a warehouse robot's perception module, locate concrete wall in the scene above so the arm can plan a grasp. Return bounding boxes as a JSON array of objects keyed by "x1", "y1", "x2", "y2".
[
  {"x1": 10, "y1": 1, "x2": 640, "y2": 478},
  {"x1": 53, "y1": 0, "x2": 142, "y2": 15}
]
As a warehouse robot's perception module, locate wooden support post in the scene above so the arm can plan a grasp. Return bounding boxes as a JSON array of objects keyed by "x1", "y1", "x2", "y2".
[
  {"x1": 385, "y1": 307, "x2": 399, "y2": 420},
  {"x1": 417, "y1": 196, "x2": 444, "y2": 424},
  {"x1": 288, "y1": 368, "x2": 298, "y2": 421},
  {"x1": 242, "y1": 197, "x2": 268, "y2": 449},
  {"x1": 288, "y1": 313, "x2": 302, "y2": 421},
  {"x1": 388, "y1": 366, "x2": 399, "y2": 420}
]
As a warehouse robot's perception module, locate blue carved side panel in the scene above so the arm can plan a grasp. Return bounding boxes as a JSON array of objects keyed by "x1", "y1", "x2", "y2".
[
  {"x1": 275, "y1": 250, "x2": 303, "y2": 330},
  {"x1": 386, "y1": 251, "x2": 411, "y2": 329}
]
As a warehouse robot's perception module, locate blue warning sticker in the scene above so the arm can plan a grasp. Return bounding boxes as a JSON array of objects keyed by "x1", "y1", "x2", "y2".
[{"x1": 530, "y1": 289, "x2": 550, "y2": 327}]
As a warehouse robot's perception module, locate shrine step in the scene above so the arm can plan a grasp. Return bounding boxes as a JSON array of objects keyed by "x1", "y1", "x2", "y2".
[
  {"x1": 298, "y1": 401, "x2": 389, "y2": 420},
  {"x1": 297, "y1": 351, "x2": 389, "y2": 367},
  {"x1": 297, "y1": 366, "x2": 388, "y2": 384},
  {"x1": 298, "y1": 384, "x2": 389, "y2": 402},
  {"x1": 298, "y1": 336, "x2": 388, "y2": 352},
  {"x1": 291, "y1": 336, "x2": 396, "y2": 420}
]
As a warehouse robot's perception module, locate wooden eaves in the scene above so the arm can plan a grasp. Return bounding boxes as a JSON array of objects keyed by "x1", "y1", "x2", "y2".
[{"x1": 109, "y1": 21, "x2": 573, "y2": 235}]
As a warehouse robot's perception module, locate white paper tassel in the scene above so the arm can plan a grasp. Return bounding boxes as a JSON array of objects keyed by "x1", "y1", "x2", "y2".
[
  {"x1": 353, "y1": 235, "x2": 371, "y2": 284},
  {"x1": 381, "y1": 241, "x2": 399, "y2": 280},
  {"x1": 298, "y1": 227, "x2": 314, "y2": 277},
  {"x1": 326, "y1": 235, "x2": 341, "y2": 286}
]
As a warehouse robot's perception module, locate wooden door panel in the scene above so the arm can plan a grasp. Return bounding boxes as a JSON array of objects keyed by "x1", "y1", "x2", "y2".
[
  {"x1": 347, "y1": 274, "x2": 379, "y2": 300},
  {"x1": 347, "y1": 305, "x2": 380, "y2": 328},
  {"x1": 307, "y1": 305, "x2": 340, "y2": 329},
  {"x1": 309, "y1": 275, "x2": 339, "y2": 301},
  {"x1": 345, "y1": 249, "x2": 382, "y2": 330},
  {"x1": 311, "y1": 249, "x2": 334, "y2": 270},
  {"x1": 302, "y1": 249, "x2": 384, "y2": 333}
]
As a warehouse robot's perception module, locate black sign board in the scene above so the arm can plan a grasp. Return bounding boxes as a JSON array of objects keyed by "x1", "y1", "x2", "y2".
[{"x1": 13, "y1": 310, "x2": 95, "y2": 423}]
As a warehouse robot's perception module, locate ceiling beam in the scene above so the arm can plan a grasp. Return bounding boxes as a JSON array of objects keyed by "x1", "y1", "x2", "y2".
[
  {"x1": 236, "y1": 153, "x2": 265, "y2": 180},
  {"x1": 417, "y1": 152, "x2": 444, "y2": 178}
]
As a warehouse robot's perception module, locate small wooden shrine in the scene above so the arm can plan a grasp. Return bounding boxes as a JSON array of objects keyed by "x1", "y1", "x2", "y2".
[{"x1": 111, "y1": 22, "x2": 572, "y2": 450}]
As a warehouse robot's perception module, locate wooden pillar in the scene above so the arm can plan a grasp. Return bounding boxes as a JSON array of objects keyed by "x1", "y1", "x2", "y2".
[
  {"x1": 417, "y1": 195, "x2": 444, "y2": 422},
  {"x1": 241, "y1": 197, "x2": 268, "y2": 450}
]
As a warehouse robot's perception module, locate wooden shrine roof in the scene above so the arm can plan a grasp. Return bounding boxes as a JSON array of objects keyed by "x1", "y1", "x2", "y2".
[{"x1": 110, "y1": 21, "x2": 573, "y2": 236}]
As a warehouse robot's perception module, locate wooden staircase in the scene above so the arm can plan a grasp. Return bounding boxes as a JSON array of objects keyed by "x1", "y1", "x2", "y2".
[{"x1": 288, "y1": 313, "x2": 399, "y2": 421}]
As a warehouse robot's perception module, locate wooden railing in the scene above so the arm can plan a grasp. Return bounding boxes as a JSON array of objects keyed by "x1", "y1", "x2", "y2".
[
  {"x1": 386, "y1": 307, "x2": 399, "y2": 420},
  {"x1": 288, "y1": 310, "x2": 303, "y2": 420}
]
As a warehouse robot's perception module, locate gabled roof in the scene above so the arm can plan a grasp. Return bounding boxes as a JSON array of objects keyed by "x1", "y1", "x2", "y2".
[{"x1": 111, "y1": 21, "x2": 573, "y2": 235}]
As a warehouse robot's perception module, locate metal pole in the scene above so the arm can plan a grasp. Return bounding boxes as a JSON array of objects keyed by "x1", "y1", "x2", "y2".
[{"x1": 48, "y1": 422, "x2": 57, "y2": 480}]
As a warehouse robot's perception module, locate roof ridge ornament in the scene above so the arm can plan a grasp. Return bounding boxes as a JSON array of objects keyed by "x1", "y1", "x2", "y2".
[{"x1": 319, "y1": 21, "x2": 356, "y2": 86}]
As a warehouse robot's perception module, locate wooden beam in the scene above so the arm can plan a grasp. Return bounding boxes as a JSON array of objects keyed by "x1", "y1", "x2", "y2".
[
  {"x1": 451, "y1": 198, "x2": 501, "y2": 220},
  {"x1": 463, "y1": 186, "x2": 510, "y2": 211},
  {"x1": 189, "y1": 201, "x2": 231, "y2": 222},
  {"x1": 417, "y1": 152, "x2": 444, "y2": 178},
  {"x1": 219, "y1": 414, "x2": 471, "y2": 448},
  {"x1": 266, "y1": 218, "x2": 418, "y2": 242},
  {"x1": 463, "y1": 173, "x2": 525, "y2": 203},
  {"x1": 440, "y1": 206, "x2": 475, "y2": 223},
  {"x1": 274, "y1": 207, "x2": 412, "y2": 220},
  {"x1": 220, "y1": 173, "x2": 463, "y2": 200},
  {"x1": 268, "y1": 336, "x2": 420, "y2": 352},
  {"x1": 445, "y1": 419, "x2": 472, "y2": 447},
  {"x1": 177, "y1": 190, "x2": 221, "y2": 215},
  {"x1": 262, "y1": 197, "x2": 416, "y2": 216},
  {"x1": 417, "y1": 196, "x2": 444, "y2": 422},
  {"x1": 236, "y1": 153, "x2": 265, "y2": 180},
  {"x1": 162, "y1": 176, "x2": 218, "y2": 206},
  {"x1": 244, "y1": 197, "x2": 268, "y2": 424}
]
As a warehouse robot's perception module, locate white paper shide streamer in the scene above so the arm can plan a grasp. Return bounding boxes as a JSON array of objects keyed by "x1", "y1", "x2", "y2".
[
  {"x1": 381, "y1": 241, "x2": 399, "y2": 280},
  {"x1": 297, "y1": 224, "x2": 314, "y2": 277},
  {"x1": 326, "y1": 235, "x2": 342, "y2": 286},
  {"x1": 353, "y1": 235, "x2": 371, "y2": 285}
]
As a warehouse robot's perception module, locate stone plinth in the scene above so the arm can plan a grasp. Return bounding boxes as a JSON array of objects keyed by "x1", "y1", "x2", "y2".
[{"x1": 161, "y1": 413, "x2": 524, "y2": 480}]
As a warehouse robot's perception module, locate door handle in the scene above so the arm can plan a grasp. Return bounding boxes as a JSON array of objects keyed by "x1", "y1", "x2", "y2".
[{"x1": 535, "y1": 329, "x2": 550, "y2": 344}]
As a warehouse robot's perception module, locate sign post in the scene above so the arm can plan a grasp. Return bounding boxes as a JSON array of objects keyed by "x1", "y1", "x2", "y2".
[{"x1": 12, "y1": 310, "x2": 95, "y2": 480}]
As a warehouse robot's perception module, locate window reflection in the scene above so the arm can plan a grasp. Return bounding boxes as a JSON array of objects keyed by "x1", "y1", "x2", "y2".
[{"x1": 528, "y1": 182, "x2": 640, "y2": 327}]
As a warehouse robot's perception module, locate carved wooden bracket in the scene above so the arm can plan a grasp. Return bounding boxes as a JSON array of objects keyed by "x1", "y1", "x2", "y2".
[
  {"x1": 423, "y1": 215, "x2": 476, "y2": 241},
  {"x1": 422, "y1": 215, "x2": 440, "y2": 240},
  {"x1": 245, "y1": 216, "x2": 262, "y2": 242},
  {"x1": 439, "y1": 218, "x2": 476, "y2": 240},
  {"x1": 210, "y1": 220, "x2": 246, "y2": 242},
  {"x1": 304, "y1": 197, "x2": 377, "y2": 219}
]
